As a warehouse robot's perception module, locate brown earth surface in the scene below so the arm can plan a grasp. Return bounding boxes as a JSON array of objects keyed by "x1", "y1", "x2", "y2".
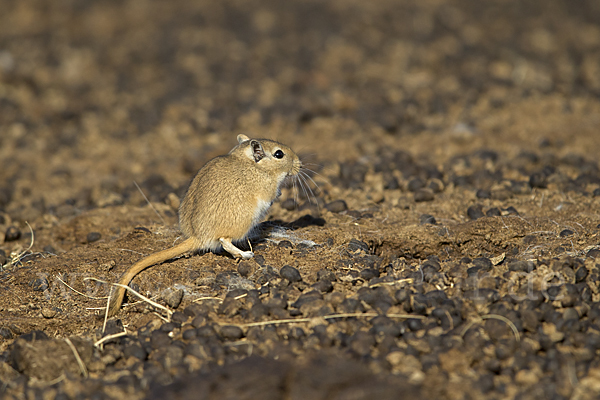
[{"x1": 2, "y1": 0, "x2": 600, "y2": 399}]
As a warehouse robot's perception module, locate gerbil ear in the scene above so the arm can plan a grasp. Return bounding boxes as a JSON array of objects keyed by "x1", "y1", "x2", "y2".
[
  {"x1": 237, "y1": 134, "x2": 250, "y2": 144},
  {"x1": 251, "y1": 140, "x2": 265, "y2": 162}
]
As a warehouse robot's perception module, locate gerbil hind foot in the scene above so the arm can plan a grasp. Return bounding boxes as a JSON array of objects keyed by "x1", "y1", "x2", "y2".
[{"x1": 219, "y1": 238, "x2": 254, "y2": 259}]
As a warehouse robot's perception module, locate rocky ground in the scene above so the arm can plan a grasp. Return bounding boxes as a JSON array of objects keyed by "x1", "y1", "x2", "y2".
[{"x1": 2, "y1": 0, "x2": 600, "y2": 399}]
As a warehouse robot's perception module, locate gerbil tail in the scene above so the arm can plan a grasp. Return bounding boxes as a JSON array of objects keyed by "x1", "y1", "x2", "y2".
[{"x1": 106, "y1": 237, "x2": 196, "y2": 317}]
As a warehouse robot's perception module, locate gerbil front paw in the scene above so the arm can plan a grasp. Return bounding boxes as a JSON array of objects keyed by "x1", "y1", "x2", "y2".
[{"x1": 239, "y1": 251, "x2": 254, "y2": 259}]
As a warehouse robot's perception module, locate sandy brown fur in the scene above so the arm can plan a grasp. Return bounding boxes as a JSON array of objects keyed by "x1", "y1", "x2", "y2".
[{"x1": 107, "y1": 135, "x2": 301, "y2": 316}]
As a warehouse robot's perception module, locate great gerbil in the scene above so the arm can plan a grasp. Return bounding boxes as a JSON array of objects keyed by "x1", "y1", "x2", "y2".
[{"x1": 107, "y1": 134, "x2": 302, "y2": 316}]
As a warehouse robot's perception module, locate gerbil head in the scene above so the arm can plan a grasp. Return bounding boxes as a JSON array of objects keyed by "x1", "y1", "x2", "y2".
[{"x1": 234, "y1": 134, "x2": 301, "y2": 182}]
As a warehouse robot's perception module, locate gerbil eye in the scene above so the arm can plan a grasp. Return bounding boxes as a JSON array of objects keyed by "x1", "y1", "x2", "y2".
[{"x1": 274, "y1": 150, "x2": 284, "y2": 159}]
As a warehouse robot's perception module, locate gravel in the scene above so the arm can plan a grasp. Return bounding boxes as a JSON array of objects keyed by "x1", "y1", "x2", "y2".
[{"x1": 2, "y1": 0, "x2": 600, "y2": 399}]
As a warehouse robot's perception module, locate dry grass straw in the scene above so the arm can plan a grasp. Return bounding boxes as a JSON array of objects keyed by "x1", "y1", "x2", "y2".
[
  {"x1": 134, "y1": 180, "x2": 165, "y2": 225},
  {"x1": 84, "y1": 277, "x2": 173, "y2": 333},
  {"x1": 461, "y1": 314, "x2": 521, "y2": 342},
  {"x1": 110, "y1": 282, "x2": 172, "y2": 318},
  {"x1": 369, "y1": 278, "x2": 414, "y2": 288},
  {"x1": 193, "y1": 296, "x2": 224, "y2": 303},
  {"x1": 64, "y1": 338, "x2": 88, "y2": 378},
  {"x1": 56, "y1": 276, "x2": 108, "y2": 300},
  {"x1": 239, "y1": 312, "x2": 425, "y2": 328},
  {"x1": 1, "y1": 221, "x2": 35, "y2": 270},
  {"x1": 94, "y1": 331, "x2": 128, "y2": 349}
]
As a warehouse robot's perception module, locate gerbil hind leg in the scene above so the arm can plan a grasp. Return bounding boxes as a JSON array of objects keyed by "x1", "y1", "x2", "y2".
[{"x1": 219, "y1": 237, "x2": 254, "y2": 259}]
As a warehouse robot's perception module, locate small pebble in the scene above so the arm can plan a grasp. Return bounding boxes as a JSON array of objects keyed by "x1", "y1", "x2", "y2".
[
  {"x1": 161, "y1": 345, "x2": 184, "y2": 368},
  {"x1": 407, "y1": 177, "x2": 425, "y2": 192},
  {"x1": 360, "y1": 268, "x2": 379, "y2": 280},
  {"x1": 86, "y1": 232, "x2": 101, "y2": 243},
  {"x1": 546, "y1": 285, "x2": 561, "y2": 300},
  {"x1": 477, "y1": 149, "x2": 498, "y2": 161},
  {"x1": 312, "y1": 280, "x2": 333, "y2": 293},
  {"x1": 15, "y1": 332, "x2": 47, "y2": 345},
  {"x1": 473, "y1": 257, "x2": 492, "y2": 271},
  {"x1": 162, "y1": 288, "x2": 184, "y2": 309},
  {"x1": 184, "y1": 303, "x2": 206, "y2": 318},
  {"x1": 503, "y1": 206, "x2": 519, "y2": 215},
  {"x1": 485, "y1": 207, "x2": 501, "y2": 217},
  {"x1": 346, "y1": 210, "x2": 362, "y2": 219},
  {"x1": 172, "y1": 311, "x2": 188, "y2": 324},
  {"x1": 237, "y1": 261, "x2": 253, "y2": 277},
  {"x1": 420, "y1": 214, "x2": 436, "y2": 225},
  {"x1": 292, "y1": 290, "x2": 323, "y2": 309},
  {"x1": 476, "y1": 189, "x2": 491, "y2": 199},
  {"x1": 529, "y1": 172, "x2": 547, "y2": 188},
  {"x1": 278, "y1": 240, "x2": 293, "y2": 249},
  {"x1": 219, "y1": 325, "x2": 244, "y2": 340},
  {"x1": 394, "y1": 289, "x2": 410, "y2": 304},
  {"x1": 383, "y1": 174, "x2": 400, "y2": 190},
  {"x1": 317, "y1": 269, "x2": 336, "y2": 282},
  {"x1": 349, "y1": 331, "x2": 375, "y2": 357},
  {"x1": 180, "y1": 329, "x2": 196, "y2": 341},
  {"x1": 586, "y1": 249, "x2": 600, "y2": 259},
  {"x1": 41, "y1": 308, "x2": 57, "y2": 319},
  {"x1": 414, "y1": 188, "x2": 434, "y2": 202},
  {"x1": 288, "y1": 327, "x2": 305, "y2": 340},
  {"x1": 406, "y1": 318, "x2": 423, "y2": 331},
  {"x1": 325, "y1": 200, "x2": 348, "y2": 213},
  {"x1": 575, "y1": 267, "x2": 588, "y2": 283},
  {"x1": 593, "y1": 188, "x2": 600, "y2": 197},
  {"x1": 280, "y1": 265, "x2": 302, "y2": 282},
  {"x1": 339, "y1": 161, "x2": 368, "y2": 188},
  {"x1": 151, "y1": 330, "x2": 171, "y2": 349},
  {"x1": 422, "y1": 259, "x2": 440, "y2": 272},
  {"x1": 521, "y1": 309, "x2": 540, "y2": 332},
  {"x1": 249, "y1": 303, "x2": 268, "y2": 320},
  {"x1": 5, "y1": 226, "x2": 21, "y2": 242},
  {"x1": 509, "y1": 260, "x2": 534, "y2": 272},
  {"x1": 191, "y1": 315, "x2": 206, "y2": 328},
  {"x1": 196, "y1": 325, "x2": 215, "y2": 338},
  {"x1": 160, "y1": 322, "x2": 177, "y2": 332},
  {"x1": 29, "y1": 278, "x2": 49, "y2": 292},
  {"x1": 467, "y1": 205, "x2": 485, "y2": 220},
  {"x1": 428, "y1": 179, "x2": 444, "y2": 193},
  {"x1": 477, "y1": 374, "x2": 495, "y2": 393},
  {"x1": 348, "y1": 239, "x2": 369, "y2": 253},
  {"x1": 559, "y1": 229, "x2": 574, "y2": 237},
  {"x1": 563, "y1": 307, "x2": 580, "y2": 321},
  {"x1": 495, "y1": 345, "x2": 513, "y2": 360},
  {"x1": 124, "y1": 343, "x2": 147, "y2": 360},
  {"x1": 0, "y1": 326, "x2": 13, "y2": 340},
  {"x1": 265, "y1": 297, "x2": 286, "y2": 310}
]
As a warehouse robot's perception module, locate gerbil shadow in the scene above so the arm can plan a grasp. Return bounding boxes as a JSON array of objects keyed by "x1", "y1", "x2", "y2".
[
  {"x1": 205, "y1": 215, "x2": 326, "y2": 258},
  {"x1": 245, "y1": 214, "x2": 326, "y2": 250},
  {"x1": 264, "y1": 214, "x2": 326, "y2": 230}
]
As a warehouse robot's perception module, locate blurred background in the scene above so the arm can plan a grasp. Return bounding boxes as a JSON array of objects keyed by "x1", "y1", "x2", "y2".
[
  {"x1": 2, "y1": 4, "x2": 600, "y2": 398},
  {"x1": 1, "y1": 0, "x2": 599, "y2": 222}
]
